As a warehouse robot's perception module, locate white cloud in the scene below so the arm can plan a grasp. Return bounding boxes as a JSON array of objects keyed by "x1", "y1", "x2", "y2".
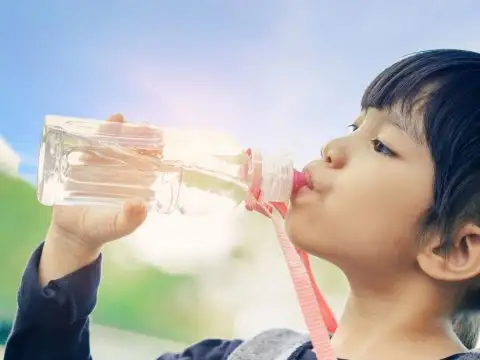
[{"x1": 0, "y1": 136, "x2": 20, "y2": 175}]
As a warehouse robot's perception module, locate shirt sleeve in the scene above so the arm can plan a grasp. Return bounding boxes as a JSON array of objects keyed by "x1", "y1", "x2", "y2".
[
  {"x1": 3, "y1": 242, "x2": 244, "y2": 360},
  {"x1": 4, "y1": 242, "x2": 102, "y2": 360}
]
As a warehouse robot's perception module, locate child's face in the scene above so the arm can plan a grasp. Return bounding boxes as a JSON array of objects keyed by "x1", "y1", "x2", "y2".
[{"x1": 286, "y1": 108, "x2": 434, "y2": 280}]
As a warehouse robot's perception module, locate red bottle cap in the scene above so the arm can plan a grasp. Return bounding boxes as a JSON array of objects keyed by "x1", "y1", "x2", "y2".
[{"x1": 292, "y1": 170, "x2": 307, "y2": 195}]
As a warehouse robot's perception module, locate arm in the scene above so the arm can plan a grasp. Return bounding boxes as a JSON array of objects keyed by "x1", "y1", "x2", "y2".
[
  {"x1": 4, "y1": 242, "x2": 101, "y2": 360},
  {"x1": 4, "y1": 241, "x2": 244, "y2": 360}
]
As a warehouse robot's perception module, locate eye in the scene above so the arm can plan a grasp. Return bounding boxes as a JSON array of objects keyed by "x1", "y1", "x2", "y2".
[
  {"x1": 370, "y1": 139, "x2": 395, "y2": 157},
  {"x1": 347, "y1": 124, "x2": 358, "y2": 133}
]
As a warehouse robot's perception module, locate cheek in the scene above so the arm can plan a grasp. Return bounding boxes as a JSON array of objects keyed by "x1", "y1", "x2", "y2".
[{"x1": 286, "y1": 162, "x2": 432, "y2": 268}]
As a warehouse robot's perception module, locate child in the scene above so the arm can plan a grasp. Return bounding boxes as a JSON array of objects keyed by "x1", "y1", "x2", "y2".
[{"x1": 5, "y1": 49, "x2": 480, "y2": 360}]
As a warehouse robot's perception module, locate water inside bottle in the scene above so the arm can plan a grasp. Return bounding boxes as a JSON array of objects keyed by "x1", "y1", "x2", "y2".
[{"x1": 37, "y1": 116, "x2": 251, "y2": 214}]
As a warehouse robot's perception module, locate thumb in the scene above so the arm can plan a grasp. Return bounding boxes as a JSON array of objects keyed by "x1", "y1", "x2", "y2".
[{"x1": 112, "y1": 199, "x2": 148, "y2": 239}]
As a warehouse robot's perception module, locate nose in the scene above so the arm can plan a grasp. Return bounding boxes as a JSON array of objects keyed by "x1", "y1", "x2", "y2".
[{"x1": 321, "y1": 138, "x2": 347, "y2": 169}]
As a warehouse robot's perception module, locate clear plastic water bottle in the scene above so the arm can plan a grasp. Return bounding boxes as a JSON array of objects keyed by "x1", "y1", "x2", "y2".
[{"x1": 37, "y1": 115, "x2": 307, "y2": 214}]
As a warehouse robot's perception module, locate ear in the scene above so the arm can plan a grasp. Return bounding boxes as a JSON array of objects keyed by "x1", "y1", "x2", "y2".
[{"x1": 417, "y1": 224, "x2": 480, "y2": 282}]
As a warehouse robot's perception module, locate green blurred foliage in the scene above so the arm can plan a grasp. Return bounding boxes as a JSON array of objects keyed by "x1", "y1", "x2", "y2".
[
  {"x1": 0, "y1": 173, "x2": 205, "y2": 343},
  {"x1": 0, "y1": 174, "x2": 52, "y2": 313},
  {"x1": 96, "y1": 253, "x2": 202, "y2": 342}
]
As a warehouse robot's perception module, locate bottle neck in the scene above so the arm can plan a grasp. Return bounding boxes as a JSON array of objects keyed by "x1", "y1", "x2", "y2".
[{"x1": 242, "y1": 149, "x2": 295, "y2": 203}]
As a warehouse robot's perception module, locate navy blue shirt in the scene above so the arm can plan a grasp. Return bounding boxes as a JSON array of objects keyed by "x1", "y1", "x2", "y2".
[{"x1": 3, "y1": 244, "x2": 476, "y2": 359}]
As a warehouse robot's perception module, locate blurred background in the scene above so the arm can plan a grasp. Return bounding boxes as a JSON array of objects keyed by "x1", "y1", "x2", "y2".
[{"x1": 1, "y1": 0, "x2": 480, "y2": 358}]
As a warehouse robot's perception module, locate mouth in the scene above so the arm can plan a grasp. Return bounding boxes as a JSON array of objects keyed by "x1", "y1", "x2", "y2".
[
  {"x1": 290, "y1": 169, "x2": 317, "y2": 204},
  {"x1": 292, "y1": 172, "x2": 314, "y2": 197},
  {"x1": 302, "y1": 169, "x2": 314, "y2": 190}
]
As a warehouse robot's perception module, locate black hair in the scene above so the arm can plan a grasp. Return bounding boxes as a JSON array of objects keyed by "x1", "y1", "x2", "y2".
[{"x1": 361, "y1": 49, "x2": 480, "y2": 349}]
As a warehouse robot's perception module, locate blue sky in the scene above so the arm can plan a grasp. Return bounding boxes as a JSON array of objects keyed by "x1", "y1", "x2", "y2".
[{"x1": 1, "y1": 0, "x2": 480, "y2": 182}]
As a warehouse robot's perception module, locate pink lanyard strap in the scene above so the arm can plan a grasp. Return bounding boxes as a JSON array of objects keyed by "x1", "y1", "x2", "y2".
[{"x1": 245, "y1": 191, "x2": 337, "y2": 360}]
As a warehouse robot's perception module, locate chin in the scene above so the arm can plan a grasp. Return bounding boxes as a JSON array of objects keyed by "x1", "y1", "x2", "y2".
[
  {"x1": 285, "y1": 208, "x2": 341, "y2": 261},
  {"x1": 285, "y1": 210, "x2": 316, "y2": 252}
]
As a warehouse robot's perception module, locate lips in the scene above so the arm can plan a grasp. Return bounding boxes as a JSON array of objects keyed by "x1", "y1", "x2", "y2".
[
  {"x1": 302, "y1": 169, "x2": 314, "y2": 190},
  {"x1": 290, "y1": 170, "x2": 313, "y2": 201}
]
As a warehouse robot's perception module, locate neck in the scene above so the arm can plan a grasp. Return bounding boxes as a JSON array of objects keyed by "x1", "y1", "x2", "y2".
[{"x1": 330, "y1": 275, "x2": 466, "y2": 360}]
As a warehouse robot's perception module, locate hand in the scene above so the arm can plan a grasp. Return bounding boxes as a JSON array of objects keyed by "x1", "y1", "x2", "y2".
[{"x1": 40, "y1": 114, "x2": 149, "y2": 285}]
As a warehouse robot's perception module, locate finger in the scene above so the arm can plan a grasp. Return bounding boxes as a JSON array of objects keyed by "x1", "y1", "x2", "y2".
[
  {"x1": 113, "y1": 198, "x2": 148, "y2": 238},
  {"x1": 98, "y1": 114, "x2": 124, "y2": 136},
  {"x1": 107, "y1": 113, "x2": 124, "y2": 123}
]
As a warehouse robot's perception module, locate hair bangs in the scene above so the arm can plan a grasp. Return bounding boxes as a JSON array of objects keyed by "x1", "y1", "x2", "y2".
[{"x1": 361, "y1": 50, "x2": 480, "y2": 143}]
